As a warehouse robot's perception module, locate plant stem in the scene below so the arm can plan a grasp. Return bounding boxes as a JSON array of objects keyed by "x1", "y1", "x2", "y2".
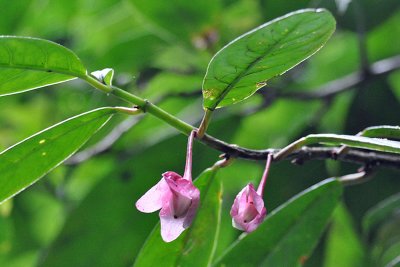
[
  {"x1": 197, "y1": 109, "x2": 213, "y2": 138},
  {"x1": 82, "y1": 74, "x2": 195, "y2": 135},
  {"x1": 81, "y1": 74, "x2": 400, "y2": 171},
  {"x1": 257, "y1": 153, "x2": 272, "y2": 196},
  {"x1": 184, "y1": 131, "x2": 196, "y2": 180}
]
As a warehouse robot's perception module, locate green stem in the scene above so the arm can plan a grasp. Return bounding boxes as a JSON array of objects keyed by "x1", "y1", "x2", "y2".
[
  {"x1": 197, "y1": 108, "x2": 213, "y2": 138},
  {"x1": 82, "y1": 74, "x2": 195, "y2": 135}
]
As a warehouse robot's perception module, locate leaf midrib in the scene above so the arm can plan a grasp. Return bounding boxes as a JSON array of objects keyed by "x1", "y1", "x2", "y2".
[
  {"x1": 208, "y1": 16, "x2": 307, "y2": 110},
  {"x1": 0, "y1": 64, "x2": 85, "y2": 78},
  {"x1": 0, "y1": 39, "x2": 86, "y2": 76}
]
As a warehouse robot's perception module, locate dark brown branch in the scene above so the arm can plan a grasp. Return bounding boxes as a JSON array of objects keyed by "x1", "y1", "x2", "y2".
[
  {"x1": 199, "y1": 135, "x2": 400, "y2": 170},
  {"x1": 200, "y1": 134, "x2": 400, "y2": 168}
]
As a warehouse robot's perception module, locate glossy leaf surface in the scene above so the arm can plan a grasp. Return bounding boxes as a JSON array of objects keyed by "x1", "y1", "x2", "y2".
[
  {"x1": 202, "y1": 9, "x2": 335, "y2": 109},
  {"x1": 360, "y1": 125, "x2": 400, "y2": 140},
  {"x1": 0, "y1": 108, "x2": 115, "y2": 204},
  {"x1": 0, "y1": 36, "x2": 86, "y2": 96}
]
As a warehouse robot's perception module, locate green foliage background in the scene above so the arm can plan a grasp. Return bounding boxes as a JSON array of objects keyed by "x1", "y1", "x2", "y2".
[{"x1": 0, "y1": 0, "x2": 399, "y2": 266}]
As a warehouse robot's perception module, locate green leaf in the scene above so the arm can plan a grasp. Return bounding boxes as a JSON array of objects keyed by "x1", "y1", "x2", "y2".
[
  {"x1": 91, "y1": 68, "x2": 114, "y2": 86},
  {"x1": 324, "y1": 204, "x2": 365, "y2": 267},
  {"x1": 363, "y1": 192, "x2": 400, "y2": 235},
  {"x1": 213, "y1": 179, "x2": 342, "y2": 267},
  {"x1": 276, "y1": 133, "x2": 400, "y2": 160},
  {"x1": 305, "y1": 134, "x2": 400, "y2": 154},
  {"x1": 202, "y1": 9, "x2": 336, "y2": 110},
  {"x1": 134, "y1": 168, "x2": 222, "y2": 267},
  {"x1": 0, "y1": 36, "x2": 86, "y2": 96},
  {"x1": 359, "y1": 125, "x2": 400, "y2": 140},
  {"x1": 0, "y1": 108, "x2": 116, "y2": 204}
]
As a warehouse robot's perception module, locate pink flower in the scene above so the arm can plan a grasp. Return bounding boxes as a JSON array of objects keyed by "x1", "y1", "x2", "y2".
[
  {"x1": 136, "y1": 131, "x2": 200, "y2": 242},
  {"x1": 230, "y1": 183, "x2": 267, "y2": 232},
  {"x1": 230, "y1": 154, "x2": 272, "y2": 233}
]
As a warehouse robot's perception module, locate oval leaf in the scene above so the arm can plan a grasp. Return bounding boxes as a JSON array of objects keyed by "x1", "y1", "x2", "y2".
[
  {"x1": 213, "y1": 179, "x2": 342, "y2": 267},
  {"x1": 134, "y1": 168, "x2": 222, "y2": 267},
  {"x1": 202, "y1": 9, "x2": 336, "y2": 110},
  {"x1": 0, "y1": 36, "x2": 86, "y2": 96},
  {"x1": 0, "y1": 108, "x2": 116, "y2": 204}
]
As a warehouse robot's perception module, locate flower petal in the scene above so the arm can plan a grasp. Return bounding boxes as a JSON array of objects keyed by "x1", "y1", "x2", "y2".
[
  {"x1": 164, "y1": 173, "x2": 199, "y2": 200},
  {"x1": 163, "y1": 172, "x2": 200, "y2": 227},
  {"x1": 246, "y1": 207, "x2": 267, "y2": 232},
  {"x1": 247, "y1": 184, "x2": 265, "y2": 214},
  {"x1": 183, "y1": 188, "x2": 200, "y2": 228},
  {"x1": 230, "y1": 183, "x2": 267, "y2": 233},
  {"x1": 159, "y1": 204, "x2": 186, "y2": 242},
  {"x1": 136, "y1": 178, "x2": 171, "y2": 213}
]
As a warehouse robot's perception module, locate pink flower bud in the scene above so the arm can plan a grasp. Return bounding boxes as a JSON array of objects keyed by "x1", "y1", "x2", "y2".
[
  {"x1": 230, "y1": 154, "x2": 272, "y2": 233},
  {"x1": 230, "y1": 183, "x2": 266, "y2": 232}
]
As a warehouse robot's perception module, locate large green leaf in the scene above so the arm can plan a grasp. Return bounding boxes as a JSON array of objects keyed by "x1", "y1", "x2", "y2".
[
  {"x1": 0, "y1": 108, "x2": 116, "y2": 204},
  {"x1": 134, "y1": 168, "x2": 222, "y2": 267},
  {"x1": 213, "y1": 179, "x2": 342, "y2": 267},
  {"x1": 0, "y1": 36, "x2": 86, "y2": 96},
  {"x1": 324, "y1": 204, "x2": 365, "y2": 267},
  {"x1": 202, "y1": 9, "x2": 336, "y2": 110}
]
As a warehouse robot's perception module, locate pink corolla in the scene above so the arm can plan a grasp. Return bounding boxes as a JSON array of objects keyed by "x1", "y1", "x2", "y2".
[
  {"x1": 230, "y1": 154, "x2": 272, "y2": 233},
  {"x1": 136, "y1": 131, "x2": 200, "y2": 242}
]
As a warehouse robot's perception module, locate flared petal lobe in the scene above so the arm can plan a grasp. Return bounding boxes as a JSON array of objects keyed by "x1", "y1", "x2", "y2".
[{"x1": 136, "y1": 178, "x2": 171, "y2": 213}]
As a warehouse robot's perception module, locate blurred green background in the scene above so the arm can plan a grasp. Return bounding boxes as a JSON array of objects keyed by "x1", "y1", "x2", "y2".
[{"x1": 0, "y1": 0, "x2": 400, "y2": 266}]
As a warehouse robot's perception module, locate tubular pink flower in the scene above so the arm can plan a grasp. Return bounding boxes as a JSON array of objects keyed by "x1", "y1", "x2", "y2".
[
  {"x1": 135, "y1": 131, "x2": 200, "y2": 242},
  {"x1": 230, "y1": 154, "x2": 272, "y2": 233}
]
